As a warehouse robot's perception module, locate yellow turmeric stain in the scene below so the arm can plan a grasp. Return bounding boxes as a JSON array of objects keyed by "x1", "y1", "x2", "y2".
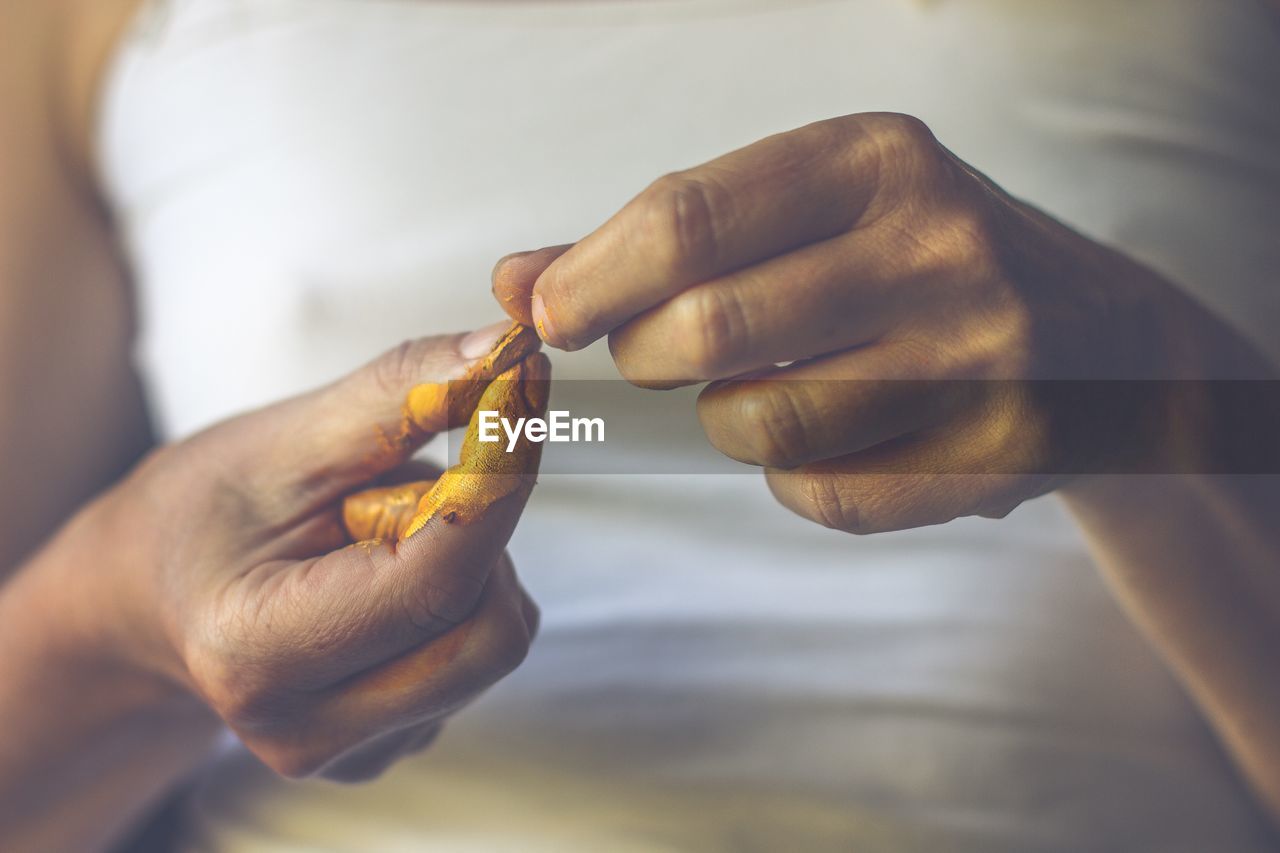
[
  {"x1": 342, "y1": 480, "x2": 436, "y2": 542},
  {"x1": 342, "y1": 321, "x2": 549, "y2": 544},
  {"x1": 402, "y1": 322, "x2": 541, "y2": 436},
  {"x1": 401, "y1": 354, "x2": 549, "y2": 537}
]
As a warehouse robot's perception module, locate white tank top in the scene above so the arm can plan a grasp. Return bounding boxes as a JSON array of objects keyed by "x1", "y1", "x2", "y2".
[{"x1": 97, "y1": 1, "x2": 1280, "y2": 850}]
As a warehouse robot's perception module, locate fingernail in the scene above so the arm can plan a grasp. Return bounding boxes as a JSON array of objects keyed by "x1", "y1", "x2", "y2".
[
  {"x1": 460, "y1": 320, "x2": 514, "y2": 360},
  {"x1": 531, "y1": 294, "x2": 559, "y2": 346}
]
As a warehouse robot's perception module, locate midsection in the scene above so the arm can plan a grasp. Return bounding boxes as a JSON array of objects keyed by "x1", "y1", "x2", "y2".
[{"x1": 84, "y1": 1, "x2": 1280, "y2": 848}]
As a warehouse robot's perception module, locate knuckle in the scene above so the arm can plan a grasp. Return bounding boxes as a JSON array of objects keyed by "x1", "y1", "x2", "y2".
[
  {"x1": 644, "y1": 173, "x2": 726, "y2": 281},
  {"x1": 369, "y1": 339, "x2": 423, "y2": 398},
  {"x1": 187, "y1": 609, "x2": 305, "y2": 731},
  {"x1": 673, "y1": 286, "x2": 748, "y2": 379},
  {"x1": 475, "y1": 613, "x2": 532, "y2": 681},
  {"x1": 837, "y1": 113, "x2": 943, "y2": 225},
  {"x1": 988, "y1": 296, "x2": 1037, "y2": 378},
  {"x1": 203, "y1": 663, "x2": 291, "y2": 731},
  {"x1": 862, "y1": 113, "x2": 945, "y2": 199},
  {"x1": 1001, "y1": 390, "x2": 1056, "y2": 471},
  {"x1": 738, "y1": 388, "x2": 813, "y2": 469},
  {"x1": 898, "y1": 206, "x2": 1001, "y2": 285},
  {"x1": 189, "y1": 648, "x2": 266, "y2": 724},
  {"x1": 922, "y1": 261, "x2": 1035, "y2": 381},
  {"x1": 868, "y1": 113, "x2": 939, "y2": 160},
  {"x1": 213, "y1": 685, "x2": 265, "y2": 729},
  {"x1": 940, "y1": 204, "x2": 1002, "y2": 280}
]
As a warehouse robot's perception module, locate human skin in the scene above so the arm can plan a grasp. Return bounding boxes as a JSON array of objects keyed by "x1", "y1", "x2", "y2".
[
  {"x1": 493, "y1": 113, "x2": 1280, "y2": 828},
  {"x1": 1, "y1": 1, "x2": 562, "y2": 848},
  {"x1": 0, "y1": 320, "x2": 549, "y2": 850},
  {"x1": 3, "y1": 0, "x2": 1279, "y2": 850},
  {"x1": 344, "y1": 324, "x2": 547, "y2": 540}
]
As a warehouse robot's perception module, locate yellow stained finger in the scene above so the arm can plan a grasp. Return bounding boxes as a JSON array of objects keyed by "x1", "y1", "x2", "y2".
[
  {"x1": 402, "y1": 353, "x2": 550, "y2": 538},
  {"x1": 342, "y1": 480, "x2": 437, "y2": 542},
  {"x1": 402, "y1": 323, "x2": 541, "y2": 436},
  {"x1": 342, "y1": 323, "x2": 549, "y2": 544}
]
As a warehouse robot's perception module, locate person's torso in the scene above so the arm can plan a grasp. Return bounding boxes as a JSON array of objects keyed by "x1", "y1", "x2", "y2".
[{"x1": 97, "y1": 1, "x2": 1280, "y2": 850}]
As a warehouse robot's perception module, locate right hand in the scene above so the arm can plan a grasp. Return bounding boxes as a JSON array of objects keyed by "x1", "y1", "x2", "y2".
[{"x1": 60, "y1": 321, "x2": 548, "y2": 781}]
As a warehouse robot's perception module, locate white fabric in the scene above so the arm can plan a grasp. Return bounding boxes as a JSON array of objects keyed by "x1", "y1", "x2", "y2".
[{"x1": 96, "y1": 0, "x2": 1280, "y2": 850}]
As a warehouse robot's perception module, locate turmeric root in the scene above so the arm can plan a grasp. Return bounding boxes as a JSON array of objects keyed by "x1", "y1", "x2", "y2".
[
  {"x1": 402, "y1": 323, "x2": 541, "y2": 435},
  {"x1": 342, "y1": 480, "x2": 435, "y2": 542},
  {"x1": 400, "y1": 354, "x2": 549, "y2": 536},
  {"x1": 343, "y1": 322, "x2": 549, "y2": 543}
]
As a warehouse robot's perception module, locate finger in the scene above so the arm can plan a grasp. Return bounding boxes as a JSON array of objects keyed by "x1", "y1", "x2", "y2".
[
  {"x1": 331, "y1": 554, "x2": 534, "y2": 726},
  {"x1": 339, "y1": 461, "x2": 446, "y2": 542},
  {"x1": 404, "y1": 322, "x2": 542, "y2": 434},
  {"x1": 318, "y1": 721, "x2": 443, "y2": 783},
  {"x1": 492, "y1": 245, "x2": 574, "y2": 327},
  {"x1": 529, "y1": 116, "x2": 893, "y2": 351},
  {"x1": 763, "y1": 395, "x2": 1057, "y2": 534},
  {"x1": 398, "y1": 351, "x2": 550, "y2": 538},
  {"x1": 223, "y1": 320, "x2": 539, "y2": 507},
  {"x1": 696, "y1": 342, "x2": 979, "y2": 469},
  {"x1": 606, "y1": 231, "x2": 920, "y2": 387},
  {"x1": 766, "y1": 460, "x2": 1040, "y2": 536},
  {"x1": 766, "y1": 463, "x2": 977, "y2": 536},
  {"x1": 237, "y1": 556, "x2": 532, "y2": 779},
  {"x1": 263, "y1": 354, "x2": 550, "y2": 683},
  {"x1": 342, "y1": 480, "x2": 436, "y2": 542}
]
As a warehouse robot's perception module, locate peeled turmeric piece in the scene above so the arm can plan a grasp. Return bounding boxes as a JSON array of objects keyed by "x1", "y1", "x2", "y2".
[
  {"x1": 342, "y1": 480, "x2": 435, "y2": 542},
  {"x1": 402, "y1": 323, "x2": 541, "y2": 436},
  {"x1": 401, "y1": 354, "x2": 548, "y2": 537},
  {"x1": 343, "y1": 323, "x2": 549, "y2": 543}
]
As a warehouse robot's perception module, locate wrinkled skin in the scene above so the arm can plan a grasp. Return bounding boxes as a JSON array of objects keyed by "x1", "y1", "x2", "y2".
[
  {"x1": 489, "y1": 113, "x2": 1280, "y2": 829},
  {"x1": 344, "y1": 324, "x2": 546, "y2": 542},
  {"x1": 84, "y1": 322, "x2": 550, "y2": 782},
  {"x1": 494, "y1": 113, "x2": 1270, "y2": 533}
]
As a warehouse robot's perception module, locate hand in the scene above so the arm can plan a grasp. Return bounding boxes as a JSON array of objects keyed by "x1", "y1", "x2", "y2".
[
  {"x1": 68, "y1": 321, "x2": 548, "y2": 781},
  {"x1": 494, "y1": 113, "x2": 1267, "y2": 533}
]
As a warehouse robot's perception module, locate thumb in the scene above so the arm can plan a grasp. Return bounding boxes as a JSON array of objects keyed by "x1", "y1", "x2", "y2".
[
  {"x1": 225, "y1": 351, "x2": 551, "y2": 687},
  {"x1": 239, "y1": 320, "x2": 540, "y2": 502},
  {"x1": 492, "y1": 245, "x2": 573, "y2": 330}
]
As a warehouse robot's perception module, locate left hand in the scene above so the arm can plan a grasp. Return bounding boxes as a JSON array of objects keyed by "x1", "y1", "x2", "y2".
[{"x1": 494, "y1": 113, "x2": 1262, "y2": 533}]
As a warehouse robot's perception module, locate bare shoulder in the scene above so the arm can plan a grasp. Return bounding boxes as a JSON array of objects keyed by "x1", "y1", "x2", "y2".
[
  {"x1": 0, "y1": 0, "x2": 153, "y2": 570},
  {"x1": 0, "y1": 0, "x2": 145, "y2": 206}
]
